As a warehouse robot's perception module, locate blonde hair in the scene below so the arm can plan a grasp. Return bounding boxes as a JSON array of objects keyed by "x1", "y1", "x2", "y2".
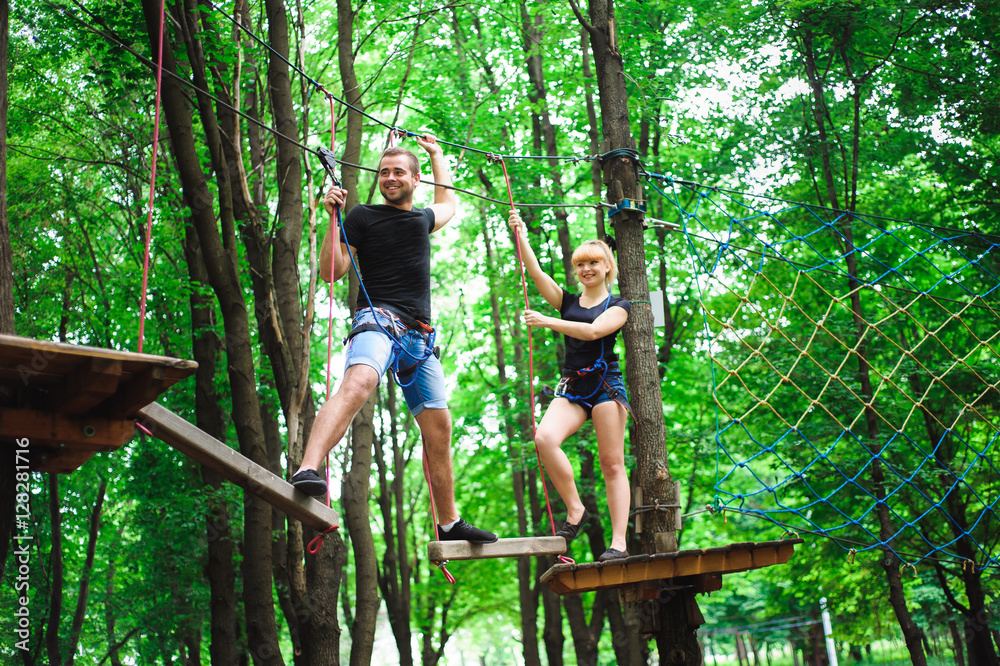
[{"x1": 571, "y1": 239, "x2": 618, "y2": 287}]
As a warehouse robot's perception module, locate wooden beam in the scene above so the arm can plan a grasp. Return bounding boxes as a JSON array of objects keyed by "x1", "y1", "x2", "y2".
[
  {"x1": 138, "y1": 402, "x2": 339, "y2": 533},
  {"x1": 540, "y1": 539, "x2": 802, "y2": 595},
  {"x1": 427, "y1": 536, "x2": 566, "y2": 561},
  {"x1": 0, "y1": 407, "x2": 135, "y2": 450},
  {"x1": 33, "y1": 448, "x2": 99, "y2": 474},
  {"x1": 107, "y1": 366, "x2": 167, "y2": 418},
  {"x1": 47, "y1": 357, "x2": 122, "y2": 415}
]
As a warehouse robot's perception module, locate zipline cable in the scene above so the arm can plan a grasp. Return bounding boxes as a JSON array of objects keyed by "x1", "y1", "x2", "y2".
[
  {"x1": 48, "y1": 0, "x2": 605, "y2": 212},
  {"x1": 207, "y1": 0, "x2": 589, "y2": 163}
]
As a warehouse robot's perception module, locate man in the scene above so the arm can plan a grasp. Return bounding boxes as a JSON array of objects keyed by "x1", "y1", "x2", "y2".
[{"x1": 292, "y1": 134, "x2": 497, "y2": 544}]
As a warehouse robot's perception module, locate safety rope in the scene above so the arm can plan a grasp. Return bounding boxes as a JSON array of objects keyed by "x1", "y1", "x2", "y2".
[
  {"x1": 422, "y1": 438, "x2": 456, "y2": 584},
  {"x1": 322, "y1": 96, "x2": 340, "y2": 518},
  {"x1": 490, "y1": 153, "x2": 574, "y2": 565}
]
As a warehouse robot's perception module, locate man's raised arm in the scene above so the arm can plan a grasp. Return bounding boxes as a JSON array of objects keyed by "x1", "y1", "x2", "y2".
[{"x1": 415, "y1": 134, "x2": 457, "y2": 231}]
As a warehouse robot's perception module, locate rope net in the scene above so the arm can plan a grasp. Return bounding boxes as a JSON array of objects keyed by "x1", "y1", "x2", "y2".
[{"x1": 653, "y1": 176, "x2": 1000, "y2": 570}]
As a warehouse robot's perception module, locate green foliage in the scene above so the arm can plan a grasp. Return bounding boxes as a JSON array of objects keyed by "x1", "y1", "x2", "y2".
[{"x1": 5, "y1": 0, "x2": 998, "y2": 661}]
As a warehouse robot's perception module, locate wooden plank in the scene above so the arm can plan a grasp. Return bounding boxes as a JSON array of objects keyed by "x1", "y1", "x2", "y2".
[
  {"x1": 427, "y1": 536, "x2": 566, "y2": 561},
  {"x1": 540, "y1": 539, "x2": 803, "y2": 595},
  {"x1": 0, "y1": 407, "x2": 135, "y2": 450},
  {"x1": 47, "y1": 357, "x2": 123, "y2": 415},
  {"x1": 138, "y1": 402, "x2": 339, "y2": 533},
  {"x1": 0, "y1": 334, "x2": 197, "y2": 389},
  {"x1": 33, "y1": 448, "x2": 99, "y2": 474}
]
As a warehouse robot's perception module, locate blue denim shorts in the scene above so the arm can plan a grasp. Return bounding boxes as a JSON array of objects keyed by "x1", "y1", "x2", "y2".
[
  {"x1": 553, "y1": 362, "x2": 631, "y2": 418},
  {"x1": 345, "y1": 308, "x2": 448, "y2": 415}
]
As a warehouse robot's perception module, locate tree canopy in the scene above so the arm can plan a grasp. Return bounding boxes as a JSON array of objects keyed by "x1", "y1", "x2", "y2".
[{"x1": 2, "y1": 0, "x2": 997, "y2": 664}]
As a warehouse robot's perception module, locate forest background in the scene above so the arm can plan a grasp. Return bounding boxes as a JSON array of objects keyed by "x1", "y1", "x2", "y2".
[{"x1": 0, "y1": 0, "x2": 997, "y2": 664}]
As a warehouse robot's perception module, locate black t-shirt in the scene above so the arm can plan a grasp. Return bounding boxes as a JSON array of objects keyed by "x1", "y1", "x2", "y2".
[
  {"x1": 340, "y1": 204, "x2": 436, "y2": 325},
  {"x1": 559, "y1": 288, "x2": 631, "y2": 371}
]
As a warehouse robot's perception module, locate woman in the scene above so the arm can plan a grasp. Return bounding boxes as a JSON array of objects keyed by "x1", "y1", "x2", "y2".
[{"x1": 508, "y1": 210, "x2": 631, "y2": 562}]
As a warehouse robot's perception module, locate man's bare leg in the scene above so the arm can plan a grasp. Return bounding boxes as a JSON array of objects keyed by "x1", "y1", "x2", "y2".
[
  {"x1": 416, "y1": 407, "x2": 497, "y2": 543},
  {"x1": 415, "y1": 408, "x2": 457, "y2": 524},
  {"x1": 296, "y1": 363, "x2": 379, "y2": 474}
]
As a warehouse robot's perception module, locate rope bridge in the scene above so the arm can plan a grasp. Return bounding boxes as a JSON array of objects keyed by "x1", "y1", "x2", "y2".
[{"x1": 650, "y1": 175, "x2": 1000, "y2": 571}]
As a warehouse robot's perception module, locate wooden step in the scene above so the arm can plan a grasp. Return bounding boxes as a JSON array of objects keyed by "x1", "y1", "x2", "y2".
[{"x1": 427, "y1": 536, "x2": 566, "y2": 561}]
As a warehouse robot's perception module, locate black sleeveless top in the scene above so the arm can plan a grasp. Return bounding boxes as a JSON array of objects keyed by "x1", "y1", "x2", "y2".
[{"x1": 559, "y1": 288, "x2": 630, "y2": 371}]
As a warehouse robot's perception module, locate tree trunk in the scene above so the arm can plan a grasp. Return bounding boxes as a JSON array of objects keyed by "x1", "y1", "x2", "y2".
[
  {"x1": 104, "y1": 547, "x2": 126, "y2": 666},
  {"x1": 182, "y1": 207, "x2": 241, "y2": 665},
  {"x1": 47, "y1": 474, "x2": 63, "y2": 666},
  {"x1": 65, "y1": 480, "x2": 106, "y2": 665},
  {"x1": 906, "y1": 360, "x2": 998, "y2": 666},
  {"x1": 580, "y1": 27, "x2": 604, "y2": 237},
  {"x1": 519, "y1": 0, "x2": 573, "y2": 285},
  {"x1": 578, "y1": 449, "x2": 631, "y2": 665},
  {"x1": 573, "y1": 0, "x2": 697, "y2": 660},
  {"x1": 950, "y1": 620, "x2": 967, "y2": 666},
  {"x1": 542, "y1": 582, "x2": 565, "y2": 666},
  {"x1": 139, "y1": 0, "x2": 281, "y2": 659},
  {"x1": 345, "y1": 394, "x2": 380, "y2": 666},
  {"x1": 798, "y1": 25, "x2": 927, "y2": 666},
  {"x1": 376, "y1": 385, "x2": 414, "y2": 666},
  {"x1": 303, "y1": 527, "x2": 346, "y2": 666},
  {"x1": 0, "y1": 0, "x2": 14, "y2": 580},
  {"x1": 331, "y1": 0, "x2": 378, "y2": 662}
]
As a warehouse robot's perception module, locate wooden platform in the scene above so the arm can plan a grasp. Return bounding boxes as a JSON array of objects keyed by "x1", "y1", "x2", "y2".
[
  {"x1": 427, "y1": 536, "x2": 566, "y2": 561},
  {"x1": 139, "y1": 402, "x2": 340, "y2": 532},
  {"x1": 0, "y1": 334, "x2": 197, "y2": 472},
  {"x1": 540, "y1": 538, "x2": 803, "y2": 597}
]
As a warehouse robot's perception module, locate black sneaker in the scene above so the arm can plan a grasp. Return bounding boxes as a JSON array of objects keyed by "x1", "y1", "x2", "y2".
[
  {"x1": 438, "y1": 519, "x2": 498, "y2": 544},
  {"x1": 598, "y1": 547, "x2": 629, "y2": 562},
  {"x1": 555, "y1": 508, "x2": 591, "y2": 541},
  {"x1": 291, "y1": 469, "x2": 327, "y2": 496}
]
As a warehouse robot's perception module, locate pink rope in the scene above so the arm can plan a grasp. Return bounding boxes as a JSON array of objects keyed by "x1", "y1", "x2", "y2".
[
  {"x1": 137, "y1": 0, "x2": 166, "y2": 354},
  {"x1": 490, "y1": 155, "x2": 571, "y2": 563},
  {"x1": 323, "y1": 96, "x2": 339, "y2": 511},
  {"x1": 422, "y1": 438, "x2": 456, "y2": 584},
  {"x1": 307, "y1": 525, "x2": 339, "y2": 555}
]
